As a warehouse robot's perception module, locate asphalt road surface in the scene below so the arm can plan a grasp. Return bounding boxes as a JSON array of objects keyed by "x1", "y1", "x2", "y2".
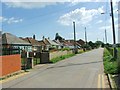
[{"x1": 2, "y1": 48, "x2": 109, "y2": 88}]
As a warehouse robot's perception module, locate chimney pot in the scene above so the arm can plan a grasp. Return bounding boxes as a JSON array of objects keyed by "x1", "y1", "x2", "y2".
[{"x1": 33, "y1": 35, "x2": 35, "y2": 39}]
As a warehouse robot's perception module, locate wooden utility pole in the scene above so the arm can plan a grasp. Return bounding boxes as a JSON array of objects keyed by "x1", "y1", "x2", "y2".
[
  {"x1": 110, "y1": 0, "x2": 117, "y2": 58},
  {"x1": 73, "y1": 22, "x2": 77, "y2": 54},
  {"x1": 85, "y1": 27, "x2": 87, "y2": 45},
  {"x1": 105, "y1": 29, "x2": 107, "y2": 44}
]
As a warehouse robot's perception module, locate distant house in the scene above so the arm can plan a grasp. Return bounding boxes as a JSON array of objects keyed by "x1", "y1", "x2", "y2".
[
  {"x1": 39, "y1": 37, "x2": 60, "y2": 51},
  {"x1": 65, "y1": 40, "x2": 81, "y2": 49},
  {"x1": 2, "y1": 33, "x2": 32, "y2": 52},
  {"x1": 44, "y1": 38, "x2": 59, "y2": 50},
  {"x1": 77, "y1": 39, "x2": 85, "y2": 46},
  {"x1": 21, "y1": 36, "x2": 45, "y2": 52},
  {"x1": 38, "y1": 40, "x2": 46, "y2": 51},
  {"x1": 53, "y1": 40, "x2": 63, "y2": 49}
]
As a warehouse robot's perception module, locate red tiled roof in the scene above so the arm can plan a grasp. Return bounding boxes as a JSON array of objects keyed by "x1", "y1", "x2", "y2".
[
  {"x1": 77, "y1": 39, "x2": 85, "y2": 45},
  {"x1": 21, "y1": 37, "x2": 41, "y2": 46}
]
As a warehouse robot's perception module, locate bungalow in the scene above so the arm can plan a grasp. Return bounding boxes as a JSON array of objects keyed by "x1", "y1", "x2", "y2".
[
  {"x1": 65, "y1": 40, "x2": 81, "y2": 49},
  {"x1": 77, "y1": 39, "x2": 85, "y2": 46},
  {"x1": 39, "y1": 37, "x2": 50, "y2": 51},
  {"x1": 44, "y1": 38, "x2": 59, "y2": 50},
  {"x1": 2, "y1": 33, "x2": 32, "y2": 54},
  {"x1": 53, "y1": 40, "x2": 63, "y2": 49},
  {"x1": 21, "y1": 35, "x2": 45, "y2": 52}
]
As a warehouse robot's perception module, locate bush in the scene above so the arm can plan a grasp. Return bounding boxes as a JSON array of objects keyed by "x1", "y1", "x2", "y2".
[
  {"x1": 61, "y1": 48, "x2": 70, "y2": 51},
  {"x1": 105, "y1": 46, "x2": 113, "y2": 56},
  {"x1": 104, "y1": 60, "x2": 118, "y2": 74}
]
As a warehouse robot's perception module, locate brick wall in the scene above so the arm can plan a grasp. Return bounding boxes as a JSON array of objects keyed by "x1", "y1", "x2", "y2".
[{"x1": 0, "y1": 54, "x2": 21, "y2": 77}]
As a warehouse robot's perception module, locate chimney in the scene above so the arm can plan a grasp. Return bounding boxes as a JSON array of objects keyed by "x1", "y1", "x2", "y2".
[
  {"x1": 42, "y1": 36, "x2": 45, "y2": 41},
  {"x1": 33, "y1": 34, "x2": 35, "y2": 39}
]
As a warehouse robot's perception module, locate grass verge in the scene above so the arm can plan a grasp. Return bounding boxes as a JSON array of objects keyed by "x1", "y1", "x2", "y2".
[
  {"x1": 103, "y1": 48, "x2": 118, "y2": 74},
  {"x1": 50, "y1": 53, "x2": 75, "y2": 63}
]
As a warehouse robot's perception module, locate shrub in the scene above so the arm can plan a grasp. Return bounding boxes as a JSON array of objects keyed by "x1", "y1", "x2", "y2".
[
  {"x1": 104, "y1": 60, "x2": 118, "y2": 74},
  {"x1": 61, "y1": 48, "x2": 70, "y2": 51}
]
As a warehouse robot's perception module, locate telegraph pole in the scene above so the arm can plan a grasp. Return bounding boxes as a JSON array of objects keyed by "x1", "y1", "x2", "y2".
[
  {"x1": 105, "y1": 29, "x2": 107, "y2": 44},
  {"x1": 73, "y1": 22, "x2": 78, "y2": 54},
  {"x1": 85, "y1": 27, "x2": 87, "y2": 45},
  {"x1": 110, "y1": 0, "x2": 117, "y2": 58}
]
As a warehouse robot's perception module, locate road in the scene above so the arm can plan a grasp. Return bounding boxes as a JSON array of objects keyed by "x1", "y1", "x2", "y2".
[{"x1": 2, "y1": 48, "x2": 109, "y2": 88}]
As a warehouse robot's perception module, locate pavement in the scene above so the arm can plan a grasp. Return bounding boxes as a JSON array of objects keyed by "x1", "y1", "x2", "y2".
[{"x1": 2, "y1": 48, "x2": 110, "y2": 88}]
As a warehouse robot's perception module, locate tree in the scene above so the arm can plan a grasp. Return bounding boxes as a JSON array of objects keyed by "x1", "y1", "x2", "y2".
[
  {"x1": 95, "y1": 41, "x2": 104, "y2": 48},
  {"x1": 88, "y1": 41, "x2": 95, "y2": 49}
]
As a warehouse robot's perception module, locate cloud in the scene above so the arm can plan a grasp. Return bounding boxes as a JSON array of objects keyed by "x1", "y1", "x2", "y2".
[
  {"x1": 2, "y1": 0, "x2": 120, "y2": 9},
  {"x1": 58, "y1": 6, "x2": 104, "y2": 26},
  {"x1": 99, "y1": 24, "x2": 118, "y2": 30},
  {"x1": 69, "y1": 0, "x2": 108, "y2": 6},
  {"x1": 0, "y1": 16, "x2": 8, "y2": 22},
  {"x1": 7, "y1": 17, "x2": 23, "y2": 24},
  {"x1": 0, "y1": 16, "x2": 23, "y2": 24},
  {"x1": 4, "y1": 1, "x2": 58, "y2": 9},
  {"x1": 96, "y1": 20, "x2": 103, "y2": 24}
]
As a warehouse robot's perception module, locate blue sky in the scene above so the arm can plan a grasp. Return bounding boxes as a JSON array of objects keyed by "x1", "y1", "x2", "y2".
[{"x1": 0, "y1": 0, "x2": 119, "y2": 44}]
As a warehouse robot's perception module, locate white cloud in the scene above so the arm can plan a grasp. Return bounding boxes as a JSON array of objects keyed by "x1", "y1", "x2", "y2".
[
  {"x1": 0, "y1": 16, "x2": 23, "y2": 24},
  {"x1": 2, "y1": 0, "x2": 119, "y2": 9},
  {"x1": 58, "y1": 6, "x2": 104, "y2": 26},
  {"x1": 64, "y1": 0, "x2": 110, "y2": 6},
  {"x1": 7, "y1": 17, "x2": 23, "y2": 24},
  {"x1": 0, "y1": 16, "x2": 8, "y2": 22},
  {"x1": 99, "y1": 24, "x2": 118, "y2": 30},
  {"x1": 1, "y1": 0, "x2": 112, "y2": 2},
  {"x1": 96, "y1": 20, "x2": 103, "y2": 24},
  {"x1": 4, "y1": 2, "x2": 58, "y2": 9}
]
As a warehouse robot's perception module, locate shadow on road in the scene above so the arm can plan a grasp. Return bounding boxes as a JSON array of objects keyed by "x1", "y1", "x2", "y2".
[{"x1": 46, "y1": 60, "x2": 103, "y2": 69}]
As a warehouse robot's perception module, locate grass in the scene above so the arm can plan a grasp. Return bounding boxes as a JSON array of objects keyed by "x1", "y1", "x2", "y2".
[
  {"x1": 118, "y1": 48, "x2": 120, "y2": 73},
  {"x1": 50, "y1": 53, "x2": 75, "y2": 63},
  {"x1": 103, "y1": 48, "x2": 119, "y2": 74},
  {"x1": 118, "y1": 48, "x2": 120, "y2": 56}
]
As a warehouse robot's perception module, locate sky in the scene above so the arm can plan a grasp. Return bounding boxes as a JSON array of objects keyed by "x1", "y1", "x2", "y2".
[{"x1": 0, "y1": 0, "x2": 119, "y2": 44}]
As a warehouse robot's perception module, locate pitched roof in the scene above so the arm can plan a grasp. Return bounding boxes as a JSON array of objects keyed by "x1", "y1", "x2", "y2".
[
  {"x1": 66, "y1": 40, "x2": 81, "y2": 46},
  {"x1": 21, "y1": 37, "x2": 41, "y2": 46},
  {"x1": 38, "y1": 41, "x2": 46, "y2": 46},
  {"x1": 2, "y1": 33, "x2": 31, "y2": 45},
  {"x1": 45, "y1": 38, "x2": 59, "y2": 46},
  {"x1": 42, "y1": 38, "x2": 50, "y2": 45},
  {"x1": 60, "y1": 40, "x2": 81, "y2": 47},
  {"x1": 53, "y1": 40, "x2": 63, "y2": 46},
  {"x1": 77, "y1": 39, "x2": 85, "y2": 45},
  {"x1": 59, "y1": 40, "x2": 73, "y2": 46}
]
